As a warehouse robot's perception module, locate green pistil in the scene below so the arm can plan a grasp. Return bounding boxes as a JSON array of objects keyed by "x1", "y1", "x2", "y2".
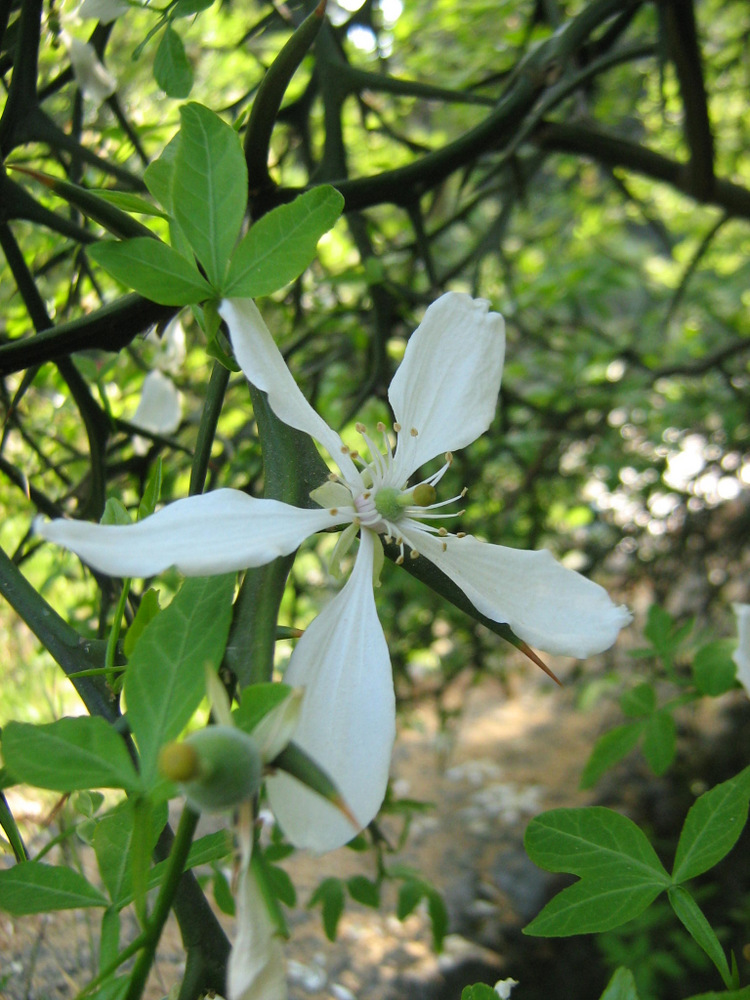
[{"x1": 374, "y1": 486, "x2": 402, "y2": 521}]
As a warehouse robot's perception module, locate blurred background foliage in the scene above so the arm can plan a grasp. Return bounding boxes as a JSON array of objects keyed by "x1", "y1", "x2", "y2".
[{"x1": 0, "y1": 0, "x2": 749, "y2": 728}]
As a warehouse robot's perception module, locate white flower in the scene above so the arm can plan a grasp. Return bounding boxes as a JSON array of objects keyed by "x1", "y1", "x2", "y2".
[
  {"x1": 494, "y1": 978, "x2": 519, "y2": 999},
  {"x1": 130, "y1": 369, "x2": 183, "y2": 450},
  {"x1": 77, "y1": 0, "x2": 131, "y2": 22},
  {"x1": 35, "y1": 292, "x2": 631, "y2": 851},
  {"x1": 733, "y1": 603, "x2": 750, "y2": 695},
  {"x1": 64, "y1": 33, "x2": 117, "y2": 104},
  {"x1": 227, "y1": 864, "x2": 287, "y2": 1000},
  {"x1": 146, "y1": 315, "x2": 187, "y2": 375}
]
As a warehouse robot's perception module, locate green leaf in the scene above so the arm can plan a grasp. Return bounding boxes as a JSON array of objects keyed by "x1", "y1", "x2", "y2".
[
  {"x1": 309, "y1": 877, "x2": 345, "y2": 941},
  {"x1": 154, "y1": 24, "x2": 193, "y2": 98},
  {"x1": 224, "y1": 185, "x2": 344, "y2": 297},
  {"x1": 172, "y1": 0, "x2": 215, "y2": 15},
  {"x1": 144, "y1": 135, "x2": 179, "y2": 214},
  {"x1": 672, "y1": 766, "x2": 750, "y2": 883},
  {"x1": 524, "y1": 872, "x2": 664, "y2": 937},
  {"x1": 599, "y1": 966, "x2": 640, "y2": 1000},
  {"x1": 123, "y1": 588, "x2": 161, "y2": 658},
  {"x1": 89, "y1": 239, "x2": 213, "y2": 305},
  {"x1": 682, "y1": 990, "x2": 750, "y2": 1000},
  {"x1": 620, "y1": 682, "x2": 656, "y2": 716},
  {"x1": 99, "y1": 906, "x2": 120, "y2": 971},
  {"x1": 580, "y1": 722, "x2": 643, "y2": 789},
  {"x1": 267, "y1": 862, "x2": 296, "y2": 907},
  {"x1": 138, "y1": 457, "x2": 163, "y2": 520},
  {"x1": 2, "y1": 717, "x2": 140, "y2": 793},
  {"x1": 94, "y1": 190, "x2": 167, "y2": 219},
  {"x1": 397, "y1": 878, "x2": 425, "y2": 919},
  {"x1": 173, "y1": 103, "x2": 247, "y2": 288},
  {"x1": 668, "y1": 886, "x2": 732, "y2": 987},
  {"x1": 347, "y1": 874, "x2": 380, "y2": 908},
  {"x1": 233, "y1": 682, "x2": 293, "y2": 734},
  {"x1": 123, "y1": 574, "x2": 235, "y2": 787},
  {"x1": 461, "y1": 987, "x2": 500, "y2": 1000},
  {"x1": 0, "y1": 862, "x2": 108, "y2": 913},
  {"x1": 692, "y1": 639, "x2": 738, "y2": 696},
  {"x1": 93, "y1": 800, "x2": 167, "y2": 905},
  {"x1": 212, "y1": 867, "x2": 235, "y2": 915},
  {"x1": 101, "y1": 497, "x2": 131, "y2": 525},
  {"x1": 524, "y1": 807, "x2": 670, "y2": 936},
  {"x1": 87, "y1": 978, "x2": 129, "y2": 1000},
  {"x1": 642, "y1": 710, "x2": 676, "y2": 775},
  {"x1": 426, "y1": 886, "x2": 448, "y2": 951}
]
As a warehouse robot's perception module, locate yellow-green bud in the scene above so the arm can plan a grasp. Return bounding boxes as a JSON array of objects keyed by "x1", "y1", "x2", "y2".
[
  {"x1": 412, "y1": 483, "x2": 437, "y2": 507},
  {"x1": 167, "y1": 725, "x2": 263, "y2": 813}
]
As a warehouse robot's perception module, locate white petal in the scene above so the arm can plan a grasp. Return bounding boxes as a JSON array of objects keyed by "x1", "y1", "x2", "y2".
[
  {"x1": 266, "y1": 531, "x2": 395, "y2": 851},
  {"x1": 77, "y1": 0, "x2": 131, "y2": 22},
  {"x1": 228, "y1": 866, "x2": 287, "y2": 1000},
  {"x1": 219, "y1": 299, "x2": 362, "y2": 486},
  {"x1": 35, "y1": 490, "x2": 348, "y2": 578},
  {"x1": 733, "y1": 603, "x2": 750, "y2": 695},
  {"x1": 406, "y1": 529, "x2": 631, "y2": 658},
  {"x1": 494, "y1": 979, "x2": 519, "y2": 999},
  {"x1": 131, "y1": 370, "x2": 182, "y2": 436},
  {"x1": 388, "y1": 292, "x2": 505, "y2": 478},
  {"x1": 146, "y1": 315, "x2": 187, "y2": 374},
  {"x1": 66, "y1": 35, "x2": 116, "y2": 104}
]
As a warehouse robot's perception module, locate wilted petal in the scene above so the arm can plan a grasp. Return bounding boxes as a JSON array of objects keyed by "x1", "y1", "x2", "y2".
[
  {"x1": 219, "y1": 299, "x2": 362, "y2": 486},
  {"x1": 131, "y1": 370, "x2": 182, "y2": 437},
  {"x1": 388, "y1": 292, "x2": 505, "y2": 479},
  {"x1": 66, "y1": 34, "x2": 116, "y2": 104},
  {"x1": 733, "y1": 603, "x2": 750, "y2": 695},
  {"x1": 35, "y1": 490, "x2": 349, "y2": 577},
  {"x1": 266, "y1": 531, "x2": 396, "y2": 851},
  {"x1": 406, "y1": 529, "x2": 631, "y2": 658},
  {"x1": 227, "y1": 865, "x2": 287, "y2": 1000}
]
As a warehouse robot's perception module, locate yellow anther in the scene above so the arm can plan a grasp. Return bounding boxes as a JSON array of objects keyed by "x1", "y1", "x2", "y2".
[
  {"x1": 438, "y1": 527, "x2": 448, "y2": 537},
  {"x1": 441, "y1": 541, "x2": 448, "y2": 552},
  {"x1": 393, "y1": 421, "x2": 402, "y2": 432},
  {"x1": 410, "y1": 427, "x2": 418, "y2": 437},
  {"x1": 445, "y1": 451, "x2": 453, "y2": 463},
  {"x1": 412, "y1": 483, "x2": 437, "y2": 506},
  {"x1": 355, "y1": 422, "x2": 366, "y2": 433},
  {"x1": 460, "y1": 487, "x2": 468, "y2": 497},
  {"x1": 377, "y1": 421, "x2": 387, "y2": 432},
  {"x1": 396, "y1": 554, "x2": 405, "y2": 565},
  {"x1": 457, "y1": 531, "x2": 467, "y2": 538},
  {"x1": 409, "y1": 549, "x2": 419, "y2": 560},
  {"x1": 363, "y1": 491, "x2": 371, "y2": 499},
  {"x1": 329, "y1": 508, "x2": 338, "y2": 515},
  {"x1": 341, "y1": 445, "x2": 350, "y2": 454}
]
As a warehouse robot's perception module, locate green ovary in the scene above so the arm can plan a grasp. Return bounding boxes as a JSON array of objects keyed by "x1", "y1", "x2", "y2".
[{"x1": 374, "y1": 486, "x2": 403, "y2": 521}]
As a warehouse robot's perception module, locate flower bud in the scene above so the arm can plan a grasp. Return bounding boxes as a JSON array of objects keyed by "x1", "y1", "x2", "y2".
[{"x1": 160, "y1": 726, "x2": 263, "y2": 812}]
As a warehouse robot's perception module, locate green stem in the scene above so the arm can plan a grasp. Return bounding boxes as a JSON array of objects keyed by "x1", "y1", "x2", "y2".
[
  {"x1": 104, "y1": 579, "x2": 131, "y2": 687},
  {"x1": 123, "y1": 807, "x2": 201, "y2": 1000},
  {"x1": 189, "y1": 361, "x2": 230, "y2": 496}
]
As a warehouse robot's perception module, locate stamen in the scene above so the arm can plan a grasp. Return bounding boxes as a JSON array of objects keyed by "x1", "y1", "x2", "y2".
[
  {"x1": 457, "y1": 531, "x2": 467, "y2": 538},
  {"x1": 410, "y1": 427, "x2": 418, "y2": 437},
  {"x1": 377, "y1": 421, "x2": 387, "y2": 432},
  {"x1": 445, "y1": 451, "x2": 453, "y2": 464},
  {"x1": 441, "y1": 541, "x2": 447, "y2": 552},
  {"x1": 355, "y1": 422, "x2": 366, "y2": 433},
  {"x1": 396, "y1": 554, "x2": 404, "y2": 565},
  {"x1": 393, "y1": 421, "x2": 402, "y2": 432},
  {"x1": 438, "y1": 528, "x2": 447, "y2": 536},
  {"x1": 409, "y1": 549, "x2": 419, "y2": 560},
  {"x1": 329, "y1": 508, "x2": 338, "y2": 515},
  {"x1": 341, "y1": 445, "x2": 350, "y2": 454}
]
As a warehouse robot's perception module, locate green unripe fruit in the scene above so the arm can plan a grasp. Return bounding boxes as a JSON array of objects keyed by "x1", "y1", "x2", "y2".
[{"x1": 163, "y1": 725, "x2": 263, "y2": 813}]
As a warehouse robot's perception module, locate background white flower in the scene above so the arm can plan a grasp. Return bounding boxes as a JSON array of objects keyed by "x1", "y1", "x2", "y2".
[{"x1": 732, "y1": 603, "x2": 750, "y2": 694}]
